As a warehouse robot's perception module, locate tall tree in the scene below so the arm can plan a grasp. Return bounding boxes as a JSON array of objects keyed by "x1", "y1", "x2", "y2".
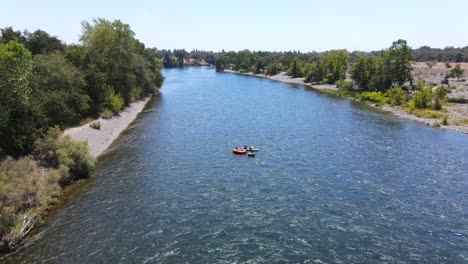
[
  {"x1": 0, "y1": 41, "x2": 43, "y2": 156},
  {"x1": 0, "y1": 27, "x2": 25, "y2": 44},
  {"x1": 384, "y1": 39, "x2": 413, "y2": 88},
  {"x1": 288, "y1": 57, "x2": 303, "y2": 78},
  {"x1": 80, "y1": 18, "x2": 140, "y2": 106}
]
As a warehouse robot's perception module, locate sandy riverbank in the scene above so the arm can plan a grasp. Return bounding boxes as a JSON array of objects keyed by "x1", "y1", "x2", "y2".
[
  {"x1": 224, "y1": 70, "x2": 338, "y2": 91},
  {"x1": 224, "y1": 70, "x2": 468, "y2": 135},
  {"x1": 64, "y1": 97, "x2": 151, "y2": 157}
]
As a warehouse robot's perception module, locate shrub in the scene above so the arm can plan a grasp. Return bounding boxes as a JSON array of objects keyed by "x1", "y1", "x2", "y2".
[
  {"x1": 100, "y1": 109, "x2": 113, "y2": 119},
  {"x1": 104, "y1": 87, "x2": 124, "y2": 114},
  {"x1": 413, "y1": 86, "x2": 432, "y2": 109},
  {"x1": 336, "y1": 80, "x2": 353, "y2": 90},
  {"x1": 266, "y1": 62, "x2": 282, "y2": 76},
  {"x1": 407, "y1": 101, "x2": 416, "y2": 112},
  {"x1": 426, "y1": 61, "x2": 437, "y2": 68},
  {"x1": 386, "y1": 86, "x2": 409, "y2": 106},
  {"x1": 442, "y1": 115, "x2": 448, "y2": 125},
  {"x1": 336, "y1": 80, "x2": 354, "y2": 90},
  {"x1": 359, "y1": 91, "x2": 388, "y2": 105},
  {"x1": 432, "y1": 86, "x2": 448, "y2": 110},
  {"x1": 451, "y1": 64, "x2": 464, "y2": 80},
  {"x1": 34, "y1": 127, "x2": 95, "y2": 185},
  {"x1": 0, "y1": 157, "x2": 60, "y2": 239}
]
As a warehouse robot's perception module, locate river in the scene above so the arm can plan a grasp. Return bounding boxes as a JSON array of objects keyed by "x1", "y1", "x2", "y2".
[{"x1": 2, "y1": 67, "x2": 467, "y2": 263}]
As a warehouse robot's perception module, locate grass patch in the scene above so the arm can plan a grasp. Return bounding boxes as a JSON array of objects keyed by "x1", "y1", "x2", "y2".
[
  {"x1": 358, "y1": 91, "x2": 388, "y2": 105},
  {"x1": 453, "y1": 119, "x2": 468, "y2": 126},
  {"x1": 322, "y1": 89, "x2": 355, "y2": 98},
  {"x1": 405, "y1": 108, "x2": 446, "y2": 119}
]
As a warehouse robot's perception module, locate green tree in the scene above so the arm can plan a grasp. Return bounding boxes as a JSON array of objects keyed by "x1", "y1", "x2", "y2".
[
  {"x1": 34, "y1": 127, "x2": 95, "y2": 184},
  {"x1": 383, "y1": 39, "x2": 413, "y2": 88},
  {"x1": 266, "y1": 62, "x2": 282, "y2": 75},
  {"x1": 80, "y1": 18, "x2": 140, "y2": 106},
  {"x1": 0, "y1": 41, "x2": 44, "y2": 156},
  {"x1": 215, "y1": 56, "x2": 226, "y2": 72},
  {"x1": 0, "y1": 27, "x2": 25, "y2": 44},
  {"x1": 413, "y1": 86, "x2": 432, "y2": 109},
  {"x1": 451, "y1": 64, "x2": 464, "y2": 80},
  {"x1": 173, "y1": 49, "x2": 188, "y2": 67},
  {"x1": 352, "y1": 40, "x2": 413, "y2": 91},
  {"x1": 318, "y1": 50, "x2": 348, "y2": 84},
  {"x1": 385, "y1": 86, "x2": 408, "y2": 106},
  {"x1": 303, "y1": 62, "x2": 319, "y2": 82},
  {"x1": 23, "y1": 30, "x2": 65, "y2": 55},
  {"x1": 288, "y1": 57, "x2": 303, "y2": 78},
  {"x1": 236, "y1": 49, "x2": 254, "y2": 72},
  {"x1": 30, "y1": 52, "x2": 90, "y2": 127},
  {"x1": 432, "y1": 86, "x2": 447, "y2": 110},
  {"x1": 163, "y1": 52, "x2": 175, "y2": 68},
  {"x1": 352, "y1": 56, "x2": 381, "y2": 90}
]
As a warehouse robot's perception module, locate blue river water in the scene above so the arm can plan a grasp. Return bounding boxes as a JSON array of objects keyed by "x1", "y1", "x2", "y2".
[{"x1": 2, "y1": 67, "x2": 468, "y2": 263}]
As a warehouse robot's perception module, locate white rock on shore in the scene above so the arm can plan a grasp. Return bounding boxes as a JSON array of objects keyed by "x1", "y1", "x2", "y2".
[{"x1": 64, "y1": 98, "x2": 150, "y2": 158}]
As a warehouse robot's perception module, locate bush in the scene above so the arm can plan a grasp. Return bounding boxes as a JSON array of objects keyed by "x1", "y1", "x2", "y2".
[
  {"x1": 432, "y1": 86, "x2": 448, "y2": 110},
  {"x1": 336, "y1": 80, "x2": 353, "y2": 90},
  {"x1": 100, "y1": 109, "x2": 113, "y2": 119},
  {"x1": 266, "y1": 62, "x2": 282, "y2": 76},
  {"x1": 442, "y1": 115, "x2": 448, "y2": 125},
  {"x1": 104, "y1": 87, "x2": 124, "y2": 114},
  {"x1": 359, "y1": 91, "x2": 388, "y2": 105},
  {"x1": 0, "y1": 157, "x2": 60, "y2": 239},
  {"x1": 129, "y1": 88, "x2": 142, "y2": 103},
  {"x1": 413, "y1": 86, "x2": 432, "y2": 109},
  {"x1": 386, "y1": 86, "x2": 409, "y2": 106},
  {"x1": 34, "y1": 127, "x2": 95, "y2": 185}
]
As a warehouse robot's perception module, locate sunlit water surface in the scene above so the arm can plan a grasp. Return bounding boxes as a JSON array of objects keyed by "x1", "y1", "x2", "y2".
[{"x1": 2, "y1": 67, "x2": 467, "y2": 263}]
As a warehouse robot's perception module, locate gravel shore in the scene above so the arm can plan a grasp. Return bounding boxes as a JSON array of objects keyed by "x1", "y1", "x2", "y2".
[{"x1": 64, "y1": 97, "x2": 151, "y2": 157}]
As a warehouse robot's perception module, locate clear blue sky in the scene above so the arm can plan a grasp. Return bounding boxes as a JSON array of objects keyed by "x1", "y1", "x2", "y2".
[{"x1": 2, "y1": 0, "x2": 467, "y2": 52}]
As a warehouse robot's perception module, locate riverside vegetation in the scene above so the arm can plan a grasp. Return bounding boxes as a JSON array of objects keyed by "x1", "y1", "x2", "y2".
[
  {"x1": 1, "y1": 25, "x2": 467, "y2": 253},
  {"x1": 0, "y1": 18, "x2": 164, "y2": 251},
  {"x1": 214, "y1": 40, "x2": 466, "y2": 128}
]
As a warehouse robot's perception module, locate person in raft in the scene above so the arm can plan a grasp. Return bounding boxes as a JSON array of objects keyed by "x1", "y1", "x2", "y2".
[{"x1": 243, "y1": 144, "x2": 248, "y2": 149}]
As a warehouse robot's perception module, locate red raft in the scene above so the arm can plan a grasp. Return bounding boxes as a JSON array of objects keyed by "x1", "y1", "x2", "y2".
[{"x1": 232, "y1": 148, "x2": 247, "y2": 154}]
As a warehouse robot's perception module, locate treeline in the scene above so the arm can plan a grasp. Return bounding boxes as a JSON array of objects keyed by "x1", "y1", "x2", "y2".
[
  {"x1": 162, "y1": 45, "x2": 468, "y2": 71},
  {"x1": 0, "y1": 19, "x2": 164, "y2": 251},
  {"x1": 161, "y1": 49, "x2": 217, "y2": 68},
  {"x1": 215, "y1": 40, "x2": 413, "y2": 88},
  {"x1": 413, "y1": 46, "x2": 468, "y2": 62}
]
